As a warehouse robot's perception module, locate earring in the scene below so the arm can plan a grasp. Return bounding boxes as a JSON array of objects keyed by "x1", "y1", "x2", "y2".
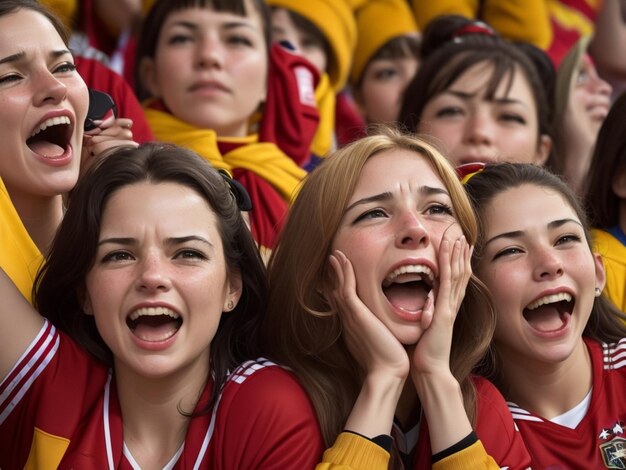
[
  {"x1": 226, "y1": 300, "x2": 234, "y2": 311},
  {"x1": 595, "y1": 287, "x2": 602, "y2": 297}
]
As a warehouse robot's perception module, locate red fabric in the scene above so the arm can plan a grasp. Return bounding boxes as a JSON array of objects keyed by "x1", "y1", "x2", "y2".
[
  {"x1": 335, "y1": 90, "x2": 367, "y2": 147},
  {"x1": 0, "y1": 322, "x2": 324, "y2": 468},
  {"x1": 76, "y1": 56, "x2": 154, "y2": 143},
  {"x1": 547, "y1": 0, "x2": 598, "y2": 67},
  {"x1": 259, "y1": 44, "x2": 321, "y2": 166}
]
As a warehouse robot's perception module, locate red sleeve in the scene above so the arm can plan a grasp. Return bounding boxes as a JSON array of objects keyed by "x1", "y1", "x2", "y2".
[
  {"x1": 75, "y1": 56, "x2": 155, "y2": 143},
  {"x1": 214, "y1": 363, "x2": 325, "y2": 469},
  {"x1": 473, "y1": 376, "x2": 532, "y2": 469}
]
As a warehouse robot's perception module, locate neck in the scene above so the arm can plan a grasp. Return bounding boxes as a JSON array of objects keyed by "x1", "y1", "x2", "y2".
[
  {"x1": 114, "y1": 359, "x2": 210, "y2": 468},
  {"x1": 561, "y1": 140, "x2": 595, "y2": 195},
  {"x1": 496, "y1": 339, "x2": 592, "y2": 419},
  {"x1": 6, "y1": 186, "x2": 64, "y2": 256}
]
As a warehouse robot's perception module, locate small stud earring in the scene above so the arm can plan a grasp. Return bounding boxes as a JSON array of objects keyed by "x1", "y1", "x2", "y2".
[
  {"x1": 595, "y1": 287, "x2": 602, "y2": 297},
  {"x1": 226, "y1": 300, "x2": 234, "y2": 311}
]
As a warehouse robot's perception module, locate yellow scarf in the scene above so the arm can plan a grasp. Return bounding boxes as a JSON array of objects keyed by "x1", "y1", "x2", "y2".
[
  {"x1": 310, "y1": 73, "x2": 336, "y2": 158},
  {"x1": 145, "y1": 108, "x2": 306, "y2": 201},
  {"x1": 0, "y1": 178, "x2": 42, "y2": 303}
]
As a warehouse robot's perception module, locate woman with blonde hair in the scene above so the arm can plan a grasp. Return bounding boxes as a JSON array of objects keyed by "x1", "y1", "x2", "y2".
[{"x1": 263, "y1": 126, "x2": 532, "y2": 468}]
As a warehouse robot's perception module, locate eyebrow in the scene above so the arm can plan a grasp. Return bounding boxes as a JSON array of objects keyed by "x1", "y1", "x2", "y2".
[
  {"x1": 97, "y1": 235, "x2": 214, "y2": 248},
  {"x1": 484, "y1": 218, "x2": 583, "y2": 247},
  {"x1": 169, "y1": 19, "x2": 258, "y2": 32},
  {"x1": 344, "y1": 186, "x2": 449, "y2": 214},
  {"x1": 444, "y1": 90, "x2": 525, "y2": 107},
  {"x1": 0, "y1": 49, "x2": 72, "y2": 66}
]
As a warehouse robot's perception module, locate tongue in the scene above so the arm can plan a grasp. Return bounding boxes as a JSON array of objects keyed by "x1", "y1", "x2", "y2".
[
  {"x1": 384, "y1": 282, "x2": 429, "y2": 312},
  {"x1": 132, "y1": 316, "x2": 179, "y2": 342},
  {"x1": 28, "y1": 140, "x2": 65, "y2": 158},
  {"x1": 524, "y1": 305, "x2": 565, "y2": 332}
]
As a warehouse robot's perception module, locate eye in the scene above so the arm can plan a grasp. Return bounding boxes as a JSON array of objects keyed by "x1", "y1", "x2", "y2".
[
  {"x1": 493, "y1": 246, "x2": 523, "y2": 260},
  {"x1": 500, "y1": 112, "x2": 526, "y2": 124},
  {"x1": 228, "y1": 34, "x2": 253, "y2": 47},
  {"x1": 168, "y1": 33, "x2": 193, "y2": 45},
  {"x1": 576, "y1": 69, "x2": 589, "y2": 85},
  {"x1": 53, "y1": 62, "x2": 77, "y2": 74},
  {"x1": 174, "y1": 249, "x2": 208, "y2": 260},
  {"x1": 555, "y1": 234, "x2": 581, "y2": 246},
  {"x1": 426, "y1": 203, "x2": 453, "y2": 216},
  {"x1": 0, "y1": 73, "x2": 22, "y2": 85},
  {"x1": 354, "y1": 208, "x2": 388, "y2": 223},
  {"x1": 434, "y1": 106, "x2": 464, "y2": 118},
  {"x1": 373, "y1": 67, "x2": 399, "y2": 81},
  {"x1": 101, "y1": 251, "x2": 135, "y2": 263}
]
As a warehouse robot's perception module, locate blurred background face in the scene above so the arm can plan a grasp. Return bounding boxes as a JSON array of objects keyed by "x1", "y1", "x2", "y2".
[
  {"x1": 144, "y1": 2, "x2": 268, "y2": 137},
  {"x1": 270, "y1": 7, "x2": 327, "y2": 74},
  {"x1": 418, "y1": 62, "x2": 549, "y2": 168},
  {"x1": 358, "y1": 53, "x2": 419, "y2": 124}
]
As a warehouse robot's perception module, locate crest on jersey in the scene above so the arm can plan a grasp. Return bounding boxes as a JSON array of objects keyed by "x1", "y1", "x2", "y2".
[{"x1": 600, "y1": 422, "x2": 626, "y2": 469}]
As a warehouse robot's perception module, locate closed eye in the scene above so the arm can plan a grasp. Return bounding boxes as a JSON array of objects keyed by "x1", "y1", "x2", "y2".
[
  {"x1": 555, "y1": 234, "x2": 581, "y2": 246},
  {"x1": 500, "y1": 112, "x2": 526, "y2": 124},
  {"x1": 52, "y1": 62, "x2": 77, "y2": 74},
  {"x1": 168, "y1": 33, "x2": 193, "y2": 45},
  {"x1": 493, "y1": 247, "x2": 524, "y2": 260},
  {"x1": 0, "y1": 73, "x2": 21, "y2": 85},
  {"x1": 228, "y1": 34, "x2": 253, "y2": 47},
  {"x1": 435, "y1": 106, "x2": 464, "y2": 118},
  {"x1": 174, "y1": 249, "x2": 208, "y2": 260}
]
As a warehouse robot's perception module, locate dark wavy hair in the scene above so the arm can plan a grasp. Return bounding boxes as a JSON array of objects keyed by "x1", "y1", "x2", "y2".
[{"x1": 34, "y1": 143, "x2": 268, "y2": 411}]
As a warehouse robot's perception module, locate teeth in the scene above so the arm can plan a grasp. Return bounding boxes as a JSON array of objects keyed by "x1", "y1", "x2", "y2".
[
  {"x1": 526, "y1": 292, "x2": 572, "y2": 310},
  {"x1": 31, "y1": 116, "x2": 70, "y2": 137},
  {"x1": 128, "y1": 307, "x2": 180, "y2": 321},
  {"x1": 384, "y1": 265, "x2": 434, "y2": 286}
]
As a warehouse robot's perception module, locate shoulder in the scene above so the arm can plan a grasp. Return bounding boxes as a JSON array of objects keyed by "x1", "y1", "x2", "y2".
[{"x1": 472, "y1": 376, "x2": 519, "y2": 435}]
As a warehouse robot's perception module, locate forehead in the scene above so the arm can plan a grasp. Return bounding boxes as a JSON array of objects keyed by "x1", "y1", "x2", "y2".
[
  {"x1": 351, "y1": 148, "x2": 445, "y2": 198},
  {"x1": 483, "y1": 184, "x2": 578, "y2": 233},
  {"x1": 0, "y1": 9, "x2": 65, "y2": 54},
  {"x1": 447, "y1": 61, "x2": 534, "y2": 102},
  {"x1": 161, "y1": 0, "x2": 263, "y2": 29}
]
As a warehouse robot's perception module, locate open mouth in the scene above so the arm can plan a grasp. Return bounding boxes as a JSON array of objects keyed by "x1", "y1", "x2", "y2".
[
  {"x1": 523, "y1": 292, "x2": 575, "y2": 333},
  {"x1": 27, "y1": 116, "x2": 72, "y2": 158},
  {"x1": 382, "y1": 265, "x2": 434, "y2": 313},
  {"x1": 126, "y1": 307, "x2": 182, "y2": 342}
]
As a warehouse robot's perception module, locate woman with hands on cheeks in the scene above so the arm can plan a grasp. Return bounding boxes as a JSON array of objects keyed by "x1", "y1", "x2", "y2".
[
  {"x1": 0, "y1": 0, "x2": 137, "y2": 303},
  {"x1": 465, "y1": 163, "x2": 626, "y2": 468},
  {"x1": 263, "y1": 126, "x2": 532, "y2": 469}
]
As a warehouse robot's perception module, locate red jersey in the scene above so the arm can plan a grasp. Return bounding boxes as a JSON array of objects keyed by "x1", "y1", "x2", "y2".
[
  {"x1": 508, "y1": 337, "x2": 626, "y2": 469},
  {"x1": 0, "y1": 321, "x2": 324, "y2": 469},
  {"x1": 397, "y1": 376, "x2": 532, "y2": 469}
]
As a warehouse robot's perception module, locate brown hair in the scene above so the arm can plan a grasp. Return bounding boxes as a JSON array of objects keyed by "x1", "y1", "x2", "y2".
[
  {"x1": 261, "y1": 125, "x2": 495, "y2": 446},
  {"x1": 34, "y1": 143, "x2": 268, "y2": 412},
  {"x1": 0, "y1": 0, "x2": 70, "y2": 44}
]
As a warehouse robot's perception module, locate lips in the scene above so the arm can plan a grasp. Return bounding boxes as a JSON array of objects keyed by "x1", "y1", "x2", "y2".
[
  {"x1": 126, "y1": 306, "x2": 182, "y2": 342},
  {"x1": 523, "y1": 292, "x2": 575, "y2": 333},
  {"x1": 189, "y1": 80, "x2": 230, "y2": 94},
  {"x1": 27, "y1": 115, "x2": 73, "y2": 159},
  {"x1": 382, "y1": 264, "x2": 434, "y2": 314}
]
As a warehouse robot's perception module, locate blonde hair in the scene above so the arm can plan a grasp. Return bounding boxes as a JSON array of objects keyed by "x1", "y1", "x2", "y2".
[{"x1": 262, "y1": 125, "x2": 495, "y2": 446}]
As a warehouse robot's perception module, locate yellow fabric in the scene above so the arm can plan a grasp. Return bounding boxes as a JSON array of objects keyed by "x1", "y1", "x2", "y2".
[
  {"x1": 433, "y1": 440, "x2": 501, "y2": 470},
  {"x1": 0, "y1": 178, "x2": 42, "y2": 304},
  {"x1": 266, "y1": 0, "x2": 356, "y2": 91},
  {"x1": 24, "y1": 427, "x2": 70, "y2": 470},
  {"x1": 310, "y1": 73, "x2": 336, "y2": 158},
  {"x1": 351, "y1": 0, "x2": 418, "y2": 86},
  {"x1": 144, "y1": 107, "x2": 305, "y2": 201},
  {"x1": 39, "y1": 0, "x2": 77, "y2": 30},
  {"x1": 547, "y1": 0, "x2": 595, "y2": 37},
  {"x1": 315, "y1": 432, "x2": 390, "y2": 470},
  {"x1": 592, "y1": 228, "x2": 626, "y2": 314},
  {"x1": 412, "y1": 0, "x2": 552, "y2": 49}
]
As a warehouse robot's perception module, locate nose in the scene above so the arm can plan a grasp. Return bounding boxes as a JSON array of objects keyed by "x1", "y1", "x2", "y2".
[
  {"x1": 33, "y1": 69, "x2": 67, "y2": 106},
  {"x1": 463, "y1": 111, "x2": 495, "y2": 147},
  {"x1": 136, "y1": 255, "x2": 172, "y2": 293},
  {"x1": 532, "y1": 246, "x2": 564, "y2": 281},
  {"x1": 196, "y1": 35, "x2": 224, "y2": 69},
  {"x1": 589, "y1": 73, "x2": 612, "y2": 97},
  {"x1": 395, "y1": 211, "x2": 429, "y2": 249}
]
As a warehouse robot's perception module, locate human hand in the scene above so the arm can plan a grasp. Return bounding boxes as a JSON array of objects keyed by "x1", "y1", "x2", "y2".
[
  {"x1": 329, "y1": 250, "x2": 409, "y2": 381},
  {"x1": 410, "y1": 224, "x2": 472, "y2": 379},
  {"x1": 81, "y1": 116, "x2": 138, "y2": 175}
]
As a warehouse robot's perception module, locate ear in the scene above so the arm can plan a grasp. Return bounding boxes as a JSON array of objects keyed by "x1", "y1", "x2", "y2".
[
  {"x1": 139, "y1": 57, "x2": 161, "y2": 98},
  {"x1": 592, "y1": 252, "x2": 607, "y2": 294},
  {"x1": 533, "y1": 134, "x2": 552, "y2": 166},
  {"x1": 223, "y1": 268, "x2": 243, "y2": 312},
  {"x1": 611, "y1": 163, "x2": 626, "y2": 199}
]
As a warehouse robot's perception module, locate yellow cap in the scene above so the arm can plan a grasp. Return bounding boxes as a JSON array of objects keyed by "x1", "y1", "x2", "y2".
[
  {"x1": 351, "y1": 0, "x2": 418, "y2": 86},
  {"x1": 267, "y1": 0, "x2": 357, "y2": 91},
  {"x1": 39, "y1": 0, "x2": 77, "y2": 30}
]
